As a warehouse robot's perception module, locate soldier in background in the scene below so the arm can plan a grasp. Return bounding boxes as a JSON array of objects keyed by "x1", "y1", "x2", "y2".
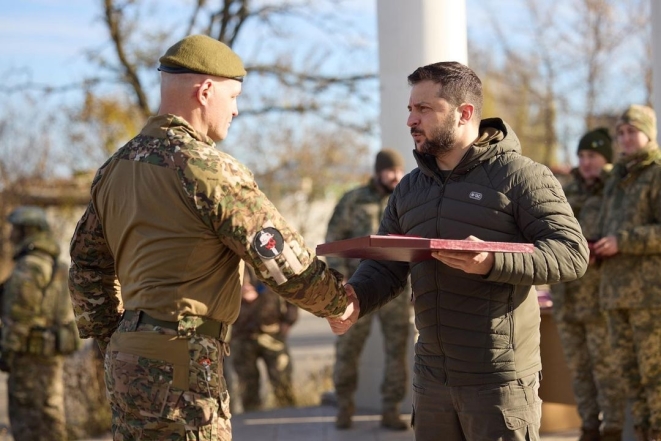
[
  {"x1": 325, "y1": 149, "x2": 411, "y2": 431},
  {"x1": 595, "y1": 105, "x2": 661, "y2": 441},
  {"x1": 1, "y1": 206, "x2": 81, "y2": 441},
  {"x1": 551, "y1": 128, "x2": 625, "y2": 441},
  {"x1": 231, "y1": 267, "x2": 298, "y2": 412}
]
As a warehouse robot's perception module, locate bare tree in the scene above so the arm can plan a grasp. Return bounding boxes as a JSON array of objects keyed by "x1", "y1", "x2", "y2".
[
  {"x1": 92, "y1": 0, "x2": 377, "y2": 127},
  {"x1": 477, "y1": 0, "x2": 650, "y2": 166},
  {"x1": 564, "y1": 0, "x2": 649, "y2": 128}
]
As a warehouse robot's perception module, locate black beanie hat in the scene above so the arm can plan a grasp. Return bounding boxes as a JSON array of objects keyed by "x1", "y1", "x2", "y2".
[
  {"x1": 374, "y1": 149, "x2": 405, "y2": 173},
  {"x1": 577, "y1": 128, "x2": 613, "y2": 163}
]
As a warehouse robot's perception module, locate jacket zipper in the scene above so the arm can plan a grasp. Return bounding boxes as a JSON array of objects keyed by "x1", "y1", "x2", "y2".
[
  {"x1": 437, "y1": 172, "x2": 449, "y2": 384},
  {"x1": 425, "y1": 158, "x2": 462, "y2": 385}
]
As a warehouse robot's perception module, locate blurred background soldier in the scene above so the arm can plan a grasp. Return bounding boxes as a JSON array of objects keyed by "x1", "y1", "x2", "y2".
[
  {"x1": 594, "y1": 105, "x2": 661, "y2": 441},
  {"x1": 1, "y1": 206, "x2": 80, "y2": 441},
  {"x1": 551, "y1": 128, "x2": 625, "y2": 441},
  {"x1": 325, "y1": 149, "x2": 411, "y2": 431},
  {"x1": 231, "y1": 267, "x2": 298, "y2": 412}
]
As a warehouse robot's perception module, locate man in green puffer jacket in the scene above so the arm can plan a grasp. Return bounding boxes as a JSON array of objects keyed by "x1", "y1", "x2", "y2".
[{"x1": 328, "y1": 61, "x2": 589, "y2": 441}]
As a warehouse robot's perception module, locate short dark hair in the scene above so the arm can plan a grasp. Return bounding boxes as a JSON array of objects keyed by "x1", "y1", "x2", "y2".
[{"x1": 408, "y1": 61, "x2": 483, "y2": 120}]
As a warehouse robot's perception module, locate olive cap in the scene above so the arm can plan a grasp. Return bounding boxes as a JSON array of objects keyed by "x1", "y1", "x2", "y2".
[
  {"x1": 616, "y1": 104, "x2": 657, "y2": 143},
  {"x1": 375, "y1": 149, "x2": 405, "y2": 173},
  {"x1": 7, "y1": 206, "x2": 50, "y2": 231},
  {"x1": 158, "y1": 34, "x2": 246, "y2": 81}
]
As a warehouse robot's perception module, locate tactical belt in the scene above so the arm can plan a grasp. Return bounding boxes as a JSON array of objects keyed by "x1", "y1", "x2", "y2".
[{"x1": 122, "y1": 310, "x2": 228, "y2": 341}]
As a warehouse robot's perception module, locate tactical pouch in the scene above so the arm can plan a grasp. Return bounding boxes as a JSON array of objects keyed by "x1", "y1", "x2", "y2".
[
  {"x1": 55, "y1": 321, "x2": 82, "y2": 355},
  {"x1": 27, "y1": 327, "x2": 56, "y2": 356}
]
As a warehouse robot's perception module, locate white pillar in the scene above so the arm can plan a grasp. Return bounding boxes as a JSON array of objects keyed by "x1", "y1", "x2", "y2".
[
  {"x1": 350, "y1": 1, "x2": 469, "y2": 415},
  {"x1": 377, "y1": 0, "x2": 468, "y2": 171},
  {"x1": 653, "y1": 0, "x2": 661, "y2": 144}
]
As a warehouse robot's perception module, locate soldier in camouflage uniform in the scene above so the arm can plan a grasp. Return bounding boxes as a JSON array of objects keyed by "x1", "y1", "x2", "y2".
[
  {"x1": 68, "y1": 35, "x2": 351, "y2": 441},
  {"x1": 594, "y1": 105, "x2": 661, "y2": 441},
  {"x1": 231, "y1": 267, "x2": 298, "y2": 411},
  {"x1": 325, "y1": 149, "x2": 411, "y2": 431},
  {"x1": 2, "y1": 206, "x2": 80, "y2": 441},
  {"x1": 551, "y1": 129, "x2": 625, "y2": 441}
]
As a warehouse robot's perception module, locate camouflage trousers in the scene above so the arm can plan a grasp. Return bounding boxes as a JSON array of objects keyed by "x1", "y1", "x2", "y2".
[
  {"x1": 105, "y1": 317, "x2": 232, "y2": 440},
  {"x1": 607, "y1": 308, "x2": 661, "y2": 432},
  {"x1": 555, "y1": 317, "x2": 625, "y2": 431},
  {"x1": 334, "y1": 290, "x2": 411, "y2": 411},
  {"x1": 7, "y1": 353, "x2": 66, "y2": 441},
  {"x1": 231, "y1": 333, "x2": 295, "y2": 412}
]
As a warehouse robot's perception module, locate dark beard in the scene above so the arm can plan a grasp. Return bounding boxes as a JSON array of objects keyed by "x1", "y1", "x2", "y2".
[
  {"x1": 376, "y1": 177, "x2": 396, "y2": 194},
  {"x1": 416, "y1": 112, "x2": 456, "y2": 158}
]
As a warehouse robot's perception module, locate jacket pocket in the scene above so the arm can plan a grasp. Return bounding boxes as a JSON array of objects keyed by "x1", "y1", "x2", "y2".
[
  {"x1": 107, "y1": 350, "x2": 219, "y2": 428},
  {"x1": 501, "y1": 402, "x2": 541, "y2": 430}
]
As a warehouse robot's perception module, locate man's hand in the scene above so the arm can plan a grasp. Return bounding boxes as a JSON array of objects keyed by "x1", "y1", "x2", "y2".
[
  {"x1": 431, "y1": 235, "x2": 495, "y2": 275},
  {"x1": 327, "y1": 284, "x2": 360, "y2": 335},
  {"x1": 593, "y1": 235, "x2": 619, "y2": 257}
]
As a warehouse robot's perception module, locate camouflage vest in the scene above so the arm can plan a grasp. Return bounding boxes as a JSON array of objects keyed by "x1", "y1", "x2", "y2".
[{"x1": 1, "y1": 233, "x2": 81, "y2": 356}]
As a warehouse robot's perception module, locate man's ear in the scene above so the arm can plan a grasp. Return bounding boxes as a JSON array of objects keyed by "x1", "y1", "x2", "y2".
[
  {"x1": 457, "y1": 103, "x2": 475, "y2": 126},
  {"x1": 197, "y1": 79, "x2": 213, "y2": 105}
]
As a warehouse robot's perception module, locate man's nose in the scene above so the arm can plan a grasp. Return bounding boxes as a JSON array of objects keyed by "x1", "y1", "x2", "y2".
[{"x1": 407, "y1": 115, "x2": 418, "y2": 128}]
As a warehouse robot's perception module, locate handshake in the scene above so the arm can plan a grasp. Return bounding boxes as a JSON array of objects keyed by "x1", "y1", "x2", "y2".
[{"x1": 327, "y1": 284, "x2": 361, "y2": 335}]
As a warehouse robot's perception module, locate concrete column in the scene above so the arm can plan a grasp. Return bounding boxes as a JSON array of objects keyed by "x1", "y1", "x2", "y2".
[
  {"x1": 653, "y1": 0, "x2": 661, "y2": 144},
  {"x1": 377, "y1": 0, "x2": 467, "y2": 171}
]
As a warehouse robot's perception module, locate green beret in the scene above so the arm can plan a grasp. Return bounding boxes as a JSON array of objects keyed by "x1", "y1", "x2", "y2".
[
  {"x1": 577, "y1": 127, "x2": 613, "y2": 163},
  {"x1": 375, "y1": 149, "x2": 405, "y2": 173},
  {"x1": 158, "y1": 34, "x2": 247, "y2": 81},
  {"x1": 616, "y1": 104, "x2": 657, "y2": 143}
]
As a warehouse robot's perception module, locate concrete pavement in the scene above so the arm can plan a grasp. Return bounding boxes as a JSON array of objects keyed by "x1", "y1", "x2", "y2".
[{"x1": 230, "y1": 404, "x2": 579, "y2": 441}]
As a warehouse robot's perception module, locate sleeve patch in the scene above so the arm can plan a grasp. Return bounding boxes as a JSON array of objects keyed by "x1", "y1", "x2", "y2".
[{"x1": 253, "y1": 227, "x2": 284, "y2": 259}]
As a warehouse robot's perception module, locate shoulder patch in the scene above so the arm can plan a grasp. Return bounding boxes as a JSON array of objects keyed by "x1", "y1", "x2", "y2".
[{"x1": 253, "y1": 227, "x2": 284, "y2": 259}]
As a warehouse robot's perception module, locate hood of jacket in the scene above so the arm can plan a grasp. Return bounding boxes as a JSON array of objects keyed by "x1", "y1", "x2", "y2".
[{"x1": 413, "y1": 118, "x2": 521, "y2": 179}]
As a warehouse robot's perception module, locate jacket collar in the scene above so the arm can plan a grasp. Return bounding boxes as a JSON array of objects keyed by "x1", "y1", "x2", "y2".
[
  {"x1": 140, "y1": 114, "x2": 215, "y2": 147},
  {"x1": 413, "y1": 118, "x2": 520, "y2": 180}
]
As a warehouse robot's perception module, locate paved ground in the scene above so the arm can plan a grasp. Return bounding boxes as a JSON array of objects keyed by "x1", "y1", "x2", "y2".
[
  {"x1": 0, "y1": 310, "x2": 582, "y2": 440},
  {"x1": 67, "y1": 405, "x2": 580, "y2": 441},
  {"x1": 229, "y1": 405, "x2": 579, "y2": 441}
]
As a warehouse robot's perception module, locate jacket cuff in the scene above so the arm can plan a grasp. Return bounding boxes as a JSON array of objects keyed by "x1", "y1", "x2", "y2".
[{"x1": 616, "y1": 230, "x2": 629, "y2": 253}]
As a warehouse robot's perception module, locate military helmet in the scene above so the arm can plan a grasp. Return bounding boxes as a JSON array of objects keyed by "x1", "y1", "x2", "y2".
[{"x1": 7, "y1": 206, "x2": 50, "y2": 231}]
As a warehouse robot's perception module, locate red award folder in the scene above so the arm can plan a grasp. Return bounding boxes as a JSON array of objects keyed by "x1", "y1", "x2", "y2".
[{"x1": 316, "y1": 235, "x2": 535, "y2": 262}]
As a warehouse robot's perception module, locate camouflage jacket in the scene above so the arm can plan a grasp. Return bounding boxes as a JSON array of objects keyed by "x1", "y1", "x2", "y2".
[
  {"x1": 2, "y1": 232, "x2": 75, "y2": 353},
  {"x1": 598, "y1": 144, "x2": 661, "y2": 309},
  {"x1": 231, "y1": 282, "x2": 299, "y2": 339},
  {"x1": 551, "y1": 167, "x2": 610, "y2": 322},
  {"x1": 69, "y1": 114, "x2": 348, "y2": 348},
  {"x1": 325, "y1": 178, "x2": 390, "y2": 279}
]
